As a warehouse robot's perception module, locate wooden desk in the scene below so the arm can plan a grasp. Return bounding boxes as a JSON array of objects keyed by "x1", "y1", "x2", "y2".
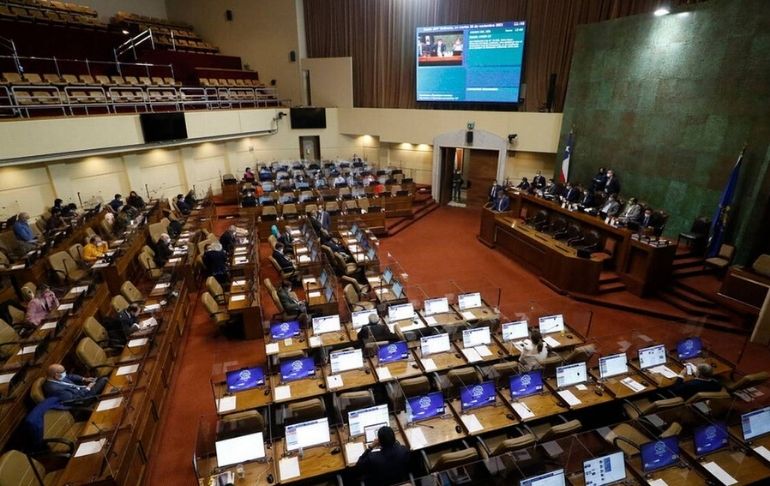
[
  {"x1": 338, "y1": 414, "x2": 406, "y2": 467},
  {"x1": 265, "y1": 333, "x2": 309, "y2": 358},
  {"x1": 81, "y1": 390, "x2": 146, "y2": 437},
  {"x1": 622, "y1": 237, "x2": 676, "y2": 297},
  {"x1": 504, "y1": 389, "x2": 567, "y2": 422},
  {"x1": 274, "y1": 429, "x2": 346, "y2": 484},
  {"x1": 680, "y1": 440, "x2": 770, "y2": 485},
  {"x1": 413, "y1": 348, "x2": 465, "y2": 373},
  {"x1": 539, "y1": 327, "x2": 585, "y2": 350},
  {"x1": 631, "y1": 359, "x2": 685, "y2": 388},
  {"x1": 478, "y1": 206, "x2": 503, "y2": 247},
  {"x1": 627, "y1": 455, "x2": 708, "y2": 486},
  {"x1": 567, "y1": 471, "x2": 643, "y2": 486},
  {"x1": 448, "y1": 393, "x2": 518, "y2": 435},
  {"x1": 394, "y1": 411, "x2": 465, "y2": 451},
  {"x1": 675, "y1": 353, "x2": 734, "y2": 378},
  {"x1": 213, "y1": 383, "x2": 273, "y2": 415},
  {"x1": 196, "y1": 452, "x2": 275, "y2": 486},
  {"x1": 589, "y1": 369, "x2": 656, "y2": 400},
  {"x1": 322, "y1": 364, "x2": 377, "y2": 393},
  {"x1": 494, "y1": 336, "x2": 523, "y2": 359},
  {"x1": 419, "y1": 310, "x2": 465, "y2": 328},
  {"x1": 454, "y1": 340, "x2": 507, "y2": 365},
  {"x1": 269, "y1": 374, "x2": 326, "y2": 404},
  {"x1": 227, "y1": 291, "x2": 262, "y2": 340},
  {"x1": 370, "y1": 358, "x2": 423, "y2": 382},
  {"x1": 451, "y1": 303, "x2": 499, "y2": 323},
  {"x1": 545, "y1": 378, "x2": 614, "y2": 411},
  {"x1": 308, "y1": 328, "x2": 351, "y2": 348}
]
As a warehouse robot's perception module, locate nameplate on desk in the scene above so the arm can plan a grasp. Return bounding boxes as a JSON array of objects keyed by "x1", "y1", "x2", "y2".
[
  {"x1": 71, "y1": 285, "x2": 89, "y2": 294},
  {"x1": 308, "y1": 291, "x2": 321, "y2": 299},
  {"x1": 143, "y1": 303, "x2": 161, "y2": 312},
  {"x1": 154, "y1": 282, "x2": 171, "y2": 290},
  {"x1": 172, "y1": 249, "x2": 186, "y2": 256},
  {"x1": 10, "y1": 263, "x2": 25, "y2": 270},
  {"x1": 620, "y1": 377, "x2": 645, "y2": 392},
  {"x1": 702, "y1": 461, "x2": 737, "y2": 485},
  {"x1": 405, "y1": 427, "x2": 428, "y2": 449},
  {"x1": 290, "y1": 230, "x2": 301, "y2": 236},
  {"x1": 0, "y1": 372, "x2": 16, "y2": 385},
  {"x1": 575, "y1": 384, "x2": 588, "y2": 391},
  {"x1": 460, "y1": 311, "x2": 476, "y2": 320},
  {"x1": 298, "y1": 255, "x2": 311, "y2": 263},
  {"x1": 139, "y1": 317, "x2": 158, "y2": 329},
  {"x1": 753, "y1": 445, "x2": 770, "y2": 462},
  {"x1": 234, "y1": 248, "x2": 247, "y2": 255},
  {"x1": 16, "y1": 345, "x2": 37, "y2": 356},
  {"x1": 125, "y1": 338, "x2": 148, "y2": 349},
  {"x1": 41, "y1": 321, "x2": 58, "y2": 331},
  {"x1": 557, "y1": 390, "x2": 581, "y2": 406},
  {"x1": 116, "y1": 364, "x2": 139, "y2": 376},
  {"x1": 279, "y1": 456, "x2": 300, "y2": 481},
  {"x1": 649, "y1": 365, "x2": 677, "y2": 379},
  {"x1": 460, "y1": 414, "x2": 483, "y2": 433},
  {"x1": 168, "y1": 257, "x2": 182, "y2": 264},
  {"x1": 232, "y1": 279, "x2": 247, "y2": 286},
  {"x1": 647, "y1": 480, "x2": 669, "y2": 486},
  {"x1": 421, "y1": 358, "x2": 437, "y2": 372},
  {"x1": 345, "y1": 442, "x2": 366, "y2": 465},
  {"x1": 274, "y1": 385, "x2": 291, "y2": 401},
  {"x1": 284, "y1": 338, "x2": 293, "y2": 346},
  {"x1": 461, "y1": 347, "x2": 482, "y2": 363},
  {"x1": 309, "y1": 336, "x2": 323, "y2": 348},
  {"x1": 96, "y1": 397, "x2": 123, "y2": 412},
  {"x1": 302, "y1": 277, "x2": 316, "y2": 285},
  {"x1": 230, "y1": 294, "x2": 247, "y2": 302},
  {"x1": 376, "y1": 367, "x2": 392, "y2": 381},
  {"x1": 216, "y1": 395, "x2": 237, "y2": 413},
  {"x1": 645, "y1": 413, "x2": 665, "y2": 427},
  {"x1": 543, "y1": 336, "x2": 561, "y2": 348},
  {"x1": 424, "y1": 316, "x2": 437, "y2": 325},
  {"x1": 511, "y1": 402, "x2": 535, "y2": 419},
  {"x1": 92, "y1": 261, "x2": 109, "y2": 269},
  {"x1": 542, "y1": 440, "x2": 564, "y2": 457},
  {"x1": 326, "y1": 374, "x2": 344, "y2": 389},
  {"x1": 233, "y1": 257, "x2": 248, "y2": 265},
  {"x1": 58, "y1": 303, "x2": 74, "y2": 311},
  {"x1": 265, "y1": 343, "x2": 280, "y2": 355},
  {"x1": 295, "y1": 247, "x2": 308, "y2": 254},
  {"x1": 75, "y1": 438, "x2": 106, "y2": 458}
]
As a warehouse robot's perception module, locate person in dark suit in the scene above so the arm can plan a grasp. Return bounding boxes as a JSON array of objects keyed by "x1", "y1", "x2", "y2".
[
  {"x1": 241, "y1": 191, "x2": 257, "y2": 207},
  {"x1": 639, "y1": 208, "x2": 655, "y2": 229},
  {"x1": 603, "y1": 169, "x2": 620, "y2": 195},
  {"x1": 488, "y1": 181, "x2": 501, "y2": 203},
  {"x1": 117, "y1": 303, "x2": 150, "y2": 338},
  {"x1": 43, "y1": 363, "x2": 107, "y2": 403},
  {"x1": 272, "y1": 243, "x2": 296, "y2": 273},
  {"x1": 356, "y1": 425, "x2": 411, "y2": 486},
  {"x1": 669, "y1": 363, "x2": 723, "y2": 400},
  {"x1": 277, "y1": 280, "x2": 306, "y2": 315},
  {"x1": 561, "y1": 183, "x2": 580, "y2": 203},
  {"x1": 219, "y1": 226, "x2": 237, "y2": 255},
  {"x1": 577, "y1": 187, "x2": 596, "y2": 210},
  {"x1": 154, "y1": 233, "x2": 174, "y2": 267},
  {"x1": 591, "y1": 168, "x2": 607, "y2": 192},
  {"x1": 315, "y1": 209, "x2": 331, "y2": 231},
  {"x1": 126, "y1": 190, "x2": 145, "y2": 209},
  {"x1": 532, "y1": 171, "x2": 546, "y2": 190},
  {"x1": 108, "y1": 194, "x2": 123, "y2": 212},
  {"x1": 491, "y1": 192, "x2": 510, "y2": 212},
  {"x1": 516, "y1": 177, "x2": 530, "y2": 191},
  {"x1": 203, "y1": 242, "x2": 230, "y2": 284},
  {"x1": 597, "y1": 193, "x2": 621, "y2": 218},
  {"x1": 357, "y1": 314, "x2": 398, "y2": 345},
  {"x1": 175, "y1": 194, "x2": 191, "y2": 215},
  {"x1": 543, "y1": 179, "x2": 561, "y2": 200}
]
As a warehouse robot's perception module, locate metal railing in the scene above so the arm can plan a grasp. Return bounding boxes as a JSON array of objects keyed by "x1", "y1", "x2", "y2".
[{"x1": 113, "y1": 28, "x2": 155, "y2": 66}]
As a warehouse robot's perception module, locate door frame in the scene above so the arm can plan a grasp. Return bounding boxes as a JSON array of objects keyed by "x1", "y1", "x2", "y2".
[{"x1": 299, "y1": 135, "x2": 321, "y2": 161}]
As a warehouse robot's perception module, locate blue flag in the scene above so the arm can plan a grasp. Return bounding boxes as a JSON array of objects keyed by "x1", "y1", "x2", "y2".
[{"x1": 707, "y1": 147, "x2": 745, "y2": 257}]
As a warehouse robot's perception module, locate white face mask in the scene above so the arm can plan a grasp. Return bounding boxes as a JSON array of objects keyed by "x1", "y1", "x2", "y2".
[{"x1": 58, "y1": 371, "x2": 67, "y2": 380}]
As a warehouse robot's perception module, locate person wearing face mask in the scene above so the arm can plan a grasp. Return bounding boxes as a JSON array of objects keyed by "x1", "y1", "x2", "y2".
[
  {"x1": 42, "y1": 363, "x2": 108, "y2": 402},
  {"x1": 82, "y1": 235, "x2": 109, "y2": 263},
  {"x1": 25, "y1": 285, "x2": 59, "y2": 326}
]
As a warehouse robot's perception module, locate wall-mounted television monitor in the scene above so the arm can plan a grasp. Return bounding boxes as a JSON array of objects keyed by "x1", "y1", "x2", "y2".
[
  {"x1": 290, "y1": 107, "x2": 327, "y2": 129},
  {"x1": 416, "y1": 21, "x2": 526, "y2": 103},
  {"x1": 139, "y1": 112, "x2": 188, "y2": 143}
]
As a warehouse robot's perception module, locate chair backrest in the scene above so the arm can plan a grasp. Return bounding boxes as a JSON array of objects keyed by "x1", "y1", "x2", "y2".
[
  {"x1": 148, "y1": 221, "x2": 166, "y2": 244},
  {"x1": 20, "y1": 282, "x2": 37, "y2": 302},
  {"x1": 641, "y1": 397, "x2": 684, "y2": 416},
  {"x1": 447, "y1": 367, "x2": 482, "y2": 388},
  {"x1": 120, "y1": 281, "x2": 144, "y2": 303},
  {"x1": 0, "y1": 250, "x2": 9, "y2": 268},
  {"x1": 431, "y1": 448, "x2": 479, "y2": 473},
  {"x1": 43, "y1": 409, "x2": 75, "y2": 444},
  {"x1": 83, "y1": 316, "x2": 108, "y2": 344},
  {"x1": 142, "y1": 245, "x2": 156, "y2": 258},
  {"x1": 0, "y1": 319, "x2": 21, "y2": 359},
  {"x1": 7, "y1": 305, "x2": 25, "y2": 325},
  {"x1": 263, "y1": 278, "x2": 276, "y2": 295},
  {"x1": 0, "y1": 450, "x2": 47, "y2": 486},
  {"x1": 718, "y1": 244, "x2": 735, "y2": 260},
  {"x1": 48, "y1": 251, "x2": 78, "y2": 283},
  {"x1": 75, "y1": 337, "x2": 108, "y2": 370},
  {"x1": 752, "y1": 254, "x2": 770, "y2": 278},
  {"x1": 206, "y1": 276, "x2": 224, "y2": 299},
  {"x1": 111, "y1": 294, "x2": 130, "y2": 314},
  {"x1": 138, "y1": 252, "x2": 162, "y2": 278},
  {"x1": 30, "y1": 377, "x2": 47, "y2": 404},
  {"x1": 491, "y1": 433, "x2": 536, "y2": 456},
  {"x1": 564, "y1": 344, "x2": 596, "y2": 364},
  {"x1": 400, "y1": 376, "x2": 431, "y2": 397},
  {"x1": 540, "y1": 419, "x2": 582, "y2": 442},
  {"x1": 337, "y1": 390, "x2": 374, "y2": 418},
  {"x1": 491, "y1": 362, "x2": 519, "y2": 384},
  {"x1": 727, "y1": 371, "x2": 769, "y2": 392},
  {"x1": 283, "y1": 204, "x2": 297, "y2": 215},
  {"x1": 267, "y1": 234, "x2": 278, "y2": 250},
  {"x1": 68, "y1": 243, "x2": 84, "y2": 262},
  {"x1": 287, "y1": 398, "x2": 326, "y2": 422},
  {"x1": 200, "y1": 292, "x2": 219, "y2": 315},
  {"x1": 304, "y1": 204, "x2": 317, "y2": 214},
  {"x1": 358, "y1": 198, "x2": 370, "y2": 210},
  {"x1": 343, "y1": 284, "x2": 360, "y2": 305}
]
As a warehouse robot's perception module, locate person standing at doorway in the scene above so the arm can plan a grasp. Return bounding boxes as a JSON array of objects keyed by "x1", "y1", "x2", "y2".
[{"x1": 452, "y1": 170, "x2": 463, "y2": 202}]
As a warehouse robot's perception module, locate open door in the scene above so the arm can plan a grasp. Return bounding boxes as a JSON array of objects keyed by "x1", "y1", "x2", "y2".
[
  {"x1": 466, "y1": 149, "x2": 498, "y2": 207},
  {"x1": 438, "y1": 147, "x2": 456, "y2": 205},
  {"x1": 299, "y1": 136, "x2": 320, "y2": 161}
]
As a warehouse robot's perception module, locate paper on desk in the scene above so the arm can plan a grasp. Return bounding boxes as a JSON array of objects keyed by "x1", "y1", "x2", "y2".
[
  {"x1": 274, "y1": 385, "x2": 291, "y2": 401},
  {"x1": 0, "y1": 373, "x2": 15, "y2": 385},
  {"x1": 71, "y1": 285, "x2": 89, "y2": 294},
  {"x1": 266, "y1": 343, "x2": 280, "y2": 355},
  {"x1": 232, "y1": 279, "x2": 246, "y2": 287},
  {"x1": 154, "y1": 282, "x2": 171, "y2": 290},
  {"x1": 461, "y1": 347, "x2": 482, "y2": 363},
  {"x1": 460, "y1": 311, "x2": 476, "y2": 320},
  {"x1": 376, "y1": 367, "x2": 392, "y2": 381},
  {"x1": 326, "y1": 374, "x2": 344, "y2": 389},
  {"x1": 621, "y1": 377, "x2": 645, "y2": 392},
  {"x1": 694, "y1": 401, "x2": 710, "y2": 415},
  {"x1": 279, "y1": 456, "x2": 300, "y2": 481},
  {"x1": 461, "y1": 414, "x2": 483, "y2": 433},
  {"x1": 231, "y1": 294, "x2": 246, "y2": 302},
  {"x1": 92, "y1": 262, "x2": 109, "y2": 269},
  {"x1": 234, "y1": 257, "x2": 248, "y2": 264},
  {"x1": 575, "y1": 384, "x2": 588, "y2": 391},
  {"x1": 284, "y1": 338, "x2": 293, "y2": 346},
  {"x1": 650, "y1": 365, "x2": 678, "y2": 379},
  {"x1": 298, "y1": 255, "x2": 311, "y2": 263},
  {"x1": 648, "y1": 479, "x2": 669, "y2": 486},
  {"x1": 143, "y1": 303, "x2": 161, "y2": 312},
  {"x1": 17, "y1": 345, "x2": 37, "y2": 355},
  {"x1": 41, "y1": 321, "x2": 57, "y2": 330},
  {"x1": 128, "y1": 338, "x2": 148, "y2": 348},
  {"x1": 345, "y1": 441, "x2": 366, "y2": 465},
  {"x1": 702, "y1": 461, "x2": 737, "y2": 485},
  {"x1": 96, "y1": 397, "x2": 122, "y2": 412},
  {"x1": 405, "y1": 427, "x2": 428, "y2": 449},
  {"x1": 421, "y1": 358, "x2": 437, "y2": 372},
  {"x1": 542, "y1": 441, "x2": 564, "y2": 457},
  {"x1": 558, "y1": 390, "x2": 581, "y2": 406},
  {"x1": 58, "y1": 303, "x2": 74, "y2": 311},
  {"x1": 216, "y1": 395, "x2": 237, "y2": 413},
  {"x1": 753, "y1": 445, "x2": 770, "y2": 462},
  {"x1": 139, "y1": 317, "x2": 158, "y2": 329},
  {"x1": 302, "y1": 277, "x2": 316, "y2": 285},
  {"x1": 309, "y1": 336, "x2": 323, "y2": 348},
  {"x1": 475, "y1": 345, "x2": 492, "y2": 357},
  {"x1": 75, "y1": 438, "x2": 106, "y2": 458},
  {"x1": 512, "y1": 402, "x2": 535, "y2": 420},
  {"x1": 116, "y1": 364, "x2": 139, "y2": 376},
  {"x1": 543, "y1": 336, "x2": 561, "y2": 348},
  {"x1": 308, "y1": 291, "x2": 321, "y2": 298},
  {"x1": 168, "y1": 257, "x2": 181, "y2": 264},
  {"x1": 424, "y1": 316, "x2": 437, "y2": 326}
]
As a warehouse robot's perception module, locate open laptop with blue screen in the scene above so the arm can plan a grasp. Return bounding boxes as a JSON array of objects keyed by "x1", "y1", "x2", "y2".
[
  {"x1": 583, "y1": 451, "x2": 626, "y2": 486},
  {"x1": 741, "y1": 406, "x2": 770, "y2": 442},
  {"x1": 641, "y1": 437, "x2": 679, "y2": 473},
  {"x1": 271, "y1": 320, "x2": 301, "y2": 340},
  {"x1": 510, "y1": 371, "x2": 543, "y2": 398},
  {"x1": 676, "y1": 337, "x2": 703, "y2": 360},
  {"x1": 520, "y1": 469, "x2": 565, "y2": 486},
  {"x1": 694, "y1": 422, "x2": 729, "y2": 456},
  {"x1": 460, "y1": 381, "x2": 496, "y2": 411},
  {"x1": 378, "y1": 341, "x2": 409, "y2": 364},
  {"x1": 406, "y1": 391, "x2": 444, "y2": 422},
  {"x1": 226, "y1": 366, "x2": 265, "y2": 393},
  {"x1": 279, "y1": 357, "x2": 315, "y2": 383}
]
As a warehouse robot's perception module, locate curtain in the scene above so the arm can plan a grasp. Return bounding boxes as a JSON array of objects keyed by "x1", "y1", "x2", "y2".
[{"x1": 304, "y1": 0, "x2": 705, "y2": 111}]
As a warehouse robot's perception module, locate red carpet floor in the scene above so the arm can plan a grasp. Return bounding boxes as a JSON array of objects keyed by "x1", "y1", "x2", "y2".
[{"x1": 146, "y1": 205, "x2": 770, "y2": 485}]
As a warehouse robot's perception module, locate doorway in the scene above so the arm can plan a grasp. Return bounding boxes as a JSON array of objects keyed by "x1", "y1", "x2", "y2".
[
  {"x1": 465, "y1": 149, "x2": 498, "y2": 207},
  {"x1": 299, "y1": 136, "x2": 320, "y2": 161}
]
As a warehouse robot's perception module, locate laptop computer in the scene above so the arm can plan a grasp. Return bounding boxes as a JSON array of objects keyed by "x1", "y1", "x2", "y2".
[
  {"x1": 378, "y1": 341, "x2": 409, "y2": 364},
  {"x1": 271, "y1": 320, "x2": 301, "y2": 340},
  {"x1": 225, "y1": 366, "x2": 265, "y2": 393},
  {"x1": 510, "y1": 371, "x2": 544, "y2": 399},
  {"x1": 676, "y1": 337, "x2": 703, "y2": 360},
  {"x1": 459, "y1": 381, "x2": 496, "y2": 411},
  {"x1": 741, "y1": 406, "x2": 770, "y2": 443},
  {"x1": 279, "y1": 357, "x2": 315, "y2": 383},
  {"x1": 640, "y1": 437, "x2": 679, "y2": 473},
  {"x1": 583, "y1": 451, "x2": 627, "y2": 486},
  {"x1": 693, "y1": 422, "x2": 729, "y2": 457},
  {"x1": 406, "y1": 391, "x2": 444, "y2": 423}
]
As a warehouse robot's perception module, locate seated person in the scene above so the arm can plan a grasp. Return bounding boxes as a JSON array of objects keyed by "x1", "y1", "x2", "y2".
[
  {"x1": 108, "y1": 193, "x2": 123, "y2": 212},
  {"x1": 333, "y1": 174, "x2": 347, "y2": 187},
  {"x1": 518, "y1": 330, "x2": 549, "y2": 372},
  {"x1": 346, "y1": 174, "x2": 357, "y2": 187},
  {"x1": 542, "y1": 179, "x2": 561, "y2": 199},
  {"x1": 314, "y1": 173, "x2": 327, "y2": 188},
  {"x1": 277, "y1": 280, "x2": 306, "y2": 315},
  {"x1": 44, "y1": 207, "x2": 67, "y2": 233},
  {"x1": 357, "y1": 314, "x2": 398, "y2": 345},
  {"x1": 126, "y1": 190, "x2": 146, "y2": 209},
  {"x1": 327, "y1": 237, "x2": 352, "y2": 258},
  {"x1": 516, "y1": 177, "x2": 530, "y2": 191},
  {"x1": 355, "y1": 425, "x2": 411, "y2": 486},
  {"x1": 53, "y1": 198, "x2": 77, "y2": 218},
  {"x1": 154, "y1": 233, "x2": 174, "y2": 267},
  {"x1": 596, "y1": 193, "x2": 621, "y2": 218},
  {"x1": 243, "y1": 167, "x2": 256, "y2": 182},
  {"x1": 670, "y1": 363, "x2": 723, "y2": 400},
  {"x1": 272, "y1": 243, "x2": 297, "y2": 274},
  {"x1": 639, "y1": 208, "x2": 657, "y2": 231},
  {"x1": 258, "y1": 165, "x2": 272, "y2": 181},
  {"x1": 241, "y1": 191, "x2": 258, "y2": 207},
  {"x1": 175, "y1": 194, "x2": 191, "y2": 215},
  {"x1": 491, "y1": 191, "x2": 510, "y2": 212},
  {"x1": 560, "y1": 182, "x2": 581, "y2": 204},
  {"x1": 577, "y1": 187, "x2": 596, "y2": 210},
  {"x1": 43, "y1": 364, "x2": 108, "y2": 403},
  {"x1": 271, "y1": 226, "x2": 293, "y2": 255},
  {"x1": 82, "y1": 235, "x2": 109, "y2": 263},
  {"x1": 617, "y1": 197, "x2": 642, "y2": 225},
  {"x1": 13, "y1": 212, "x2": 39, "y2": 253},
  {"x1": 219, "y1": 226, "x2": 237, "y2": 255},
  {"x1": 203, "y1": 243, "x2": 230, "y2": 283},
  {"x1": 532, "y1": 170, "x2": 546, "y2": 190},
  {"x1": 117, "y1": 303, "x2": 154, "y2": 338},
  {"x1": 25, "y1": 285, "x2": 59, "y2": 326},
  {"x1": 184, "y1": 191, "x2": 196, "y2": 207}
]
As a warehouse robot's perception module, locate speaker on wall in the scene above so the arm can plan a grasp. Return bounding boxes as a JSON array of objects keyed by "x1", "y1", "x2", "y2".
[
  {"x1": 289, "y1": 50, "x2": 296, "y2": 62},
  {"x1": 465, "y1": 130, "x2": 473, "y2": 145},
  {"x1": 225, "y1": 9, "x2": 233, "y2": 21}
]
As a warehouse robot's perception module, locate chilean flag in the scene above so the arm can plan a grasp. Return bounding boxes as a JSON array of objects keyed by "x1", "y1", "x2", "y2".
[{"x1": 560, "y1": 131, "x2": 573, "y2": 182}]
